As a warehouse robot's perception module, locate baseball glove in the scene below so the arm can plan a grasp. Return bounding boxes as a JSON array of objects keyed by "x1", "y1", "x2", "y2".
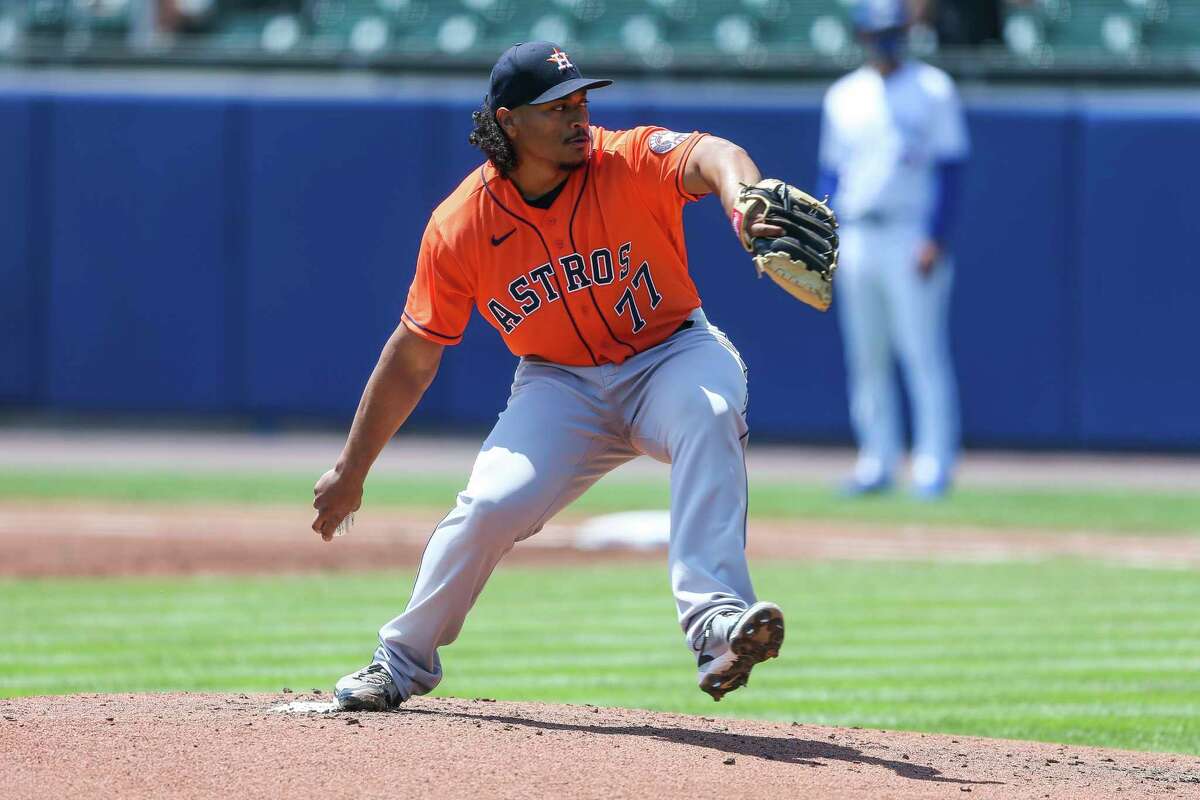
[{"x1": 732, "y1": 179, "x2": 839, "y2": 311}]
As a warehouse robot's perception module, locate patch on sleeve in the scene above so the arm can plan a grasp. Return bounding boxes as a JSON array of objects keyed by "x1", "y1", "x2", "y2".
[{"x1": 647, "y1": 130, "x2": 691, "y2": 154}]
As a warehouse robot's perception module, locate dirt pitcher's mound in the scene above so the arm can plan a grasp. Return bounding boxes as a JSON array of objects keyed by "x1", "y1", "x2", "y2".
[{"x1": 1, "y1": 694, "x2": 1196, "y2": 800}]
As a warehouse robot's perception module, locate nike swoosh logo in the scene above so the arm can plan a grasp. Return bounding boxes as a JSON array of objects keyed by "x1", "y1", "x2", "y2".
[{"x1": 491, "y1": 228, "x2": 516, "y2": 246}]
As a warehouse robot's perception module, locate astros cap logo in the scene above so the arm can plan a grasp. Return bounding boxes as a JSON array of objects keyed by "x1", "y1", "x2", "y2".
[
  {"x1": 546, "y1": 48, "x2": 574, "y2": 72},
  {"x1": 487, "y1": 42, "x2": 610, "y2": 111}
]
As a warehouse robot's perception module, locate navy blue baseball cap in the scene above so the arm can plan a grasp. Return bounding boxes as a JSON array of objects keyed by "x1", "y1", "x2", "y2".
[
  {"x1": 486, "y1": 42, "x2": 612, "y2": 112},
  {"x1": 853, "y1": 0, "x2": 909, "y2": 33}
]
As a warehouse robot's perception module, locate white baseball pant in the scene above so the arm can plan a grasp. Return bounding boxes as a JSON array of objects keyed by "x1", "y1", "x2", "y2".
[{"x1": 836, "y1": 221, "x2": 959, "y2": 489}]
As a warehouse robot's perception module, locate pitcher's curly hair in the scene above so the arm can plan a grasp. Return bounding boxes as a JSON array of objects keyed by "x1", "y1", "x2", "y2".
[{"x1": 468, "y1": 103, "x2": 517, "y2": 175}]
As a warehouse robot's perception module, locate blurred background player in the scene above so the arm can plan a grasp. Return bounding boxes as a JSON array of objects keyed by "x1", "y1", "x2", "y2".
[{"x1": 818, "y1": 0, "x2": 970, "y2": 499}]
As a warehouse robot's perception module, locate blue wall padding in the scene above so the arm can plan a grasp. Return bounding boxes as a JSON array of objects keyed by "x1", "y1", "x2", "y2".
[
  {"x1": 0, "y1": 95, "x2": 36, "y2": 403},
  {"x1": 43, "y1": 95, "x2": 235, "y2": 412},
  {"x1": 1076, "y1": 110, "x2": 1200, "y2": 447},
  {"x1": 240, "y1": 99, "x2": 443, "y2": 418},
  {"x1": 2, "y1": 86, "x2": 1197, "y2": 449},
  {"x1": 950, "y1": 108, "x2": 1078, "y2": 444}
]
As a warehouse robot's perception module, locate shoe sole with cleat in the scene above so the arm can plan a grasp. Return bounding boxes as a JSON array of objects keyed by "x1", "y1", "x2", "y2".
[{"x1": 700, "y1": 602, "x2": 785, "y2": 702}]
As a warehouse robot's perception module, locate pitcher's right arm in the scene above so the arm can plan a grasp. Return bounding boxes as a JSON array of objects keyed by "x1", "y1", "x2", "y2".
[{"x1": 311, "y1": 324, "x2": 444, "y2": 541}]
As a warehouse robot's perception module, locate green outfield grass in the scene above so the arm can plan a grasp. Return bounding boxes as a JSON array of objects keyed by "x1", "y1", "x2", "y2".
[
  {"x1": 2, "y1": 468, "x2": 1198, "y2": 533},
  {"x1": 2, "y1": 561, "x2": 1198, "y2": 754}
]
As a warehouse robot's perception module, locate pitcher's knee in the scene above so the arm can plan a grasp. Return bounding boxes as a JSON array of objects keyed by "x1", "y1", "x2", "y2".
[
  {"x1": 673, "y1": 386, "x2": 747, "y2": 440},
  {"x1": 450, "y1": 493, "x2": 538, "y2": 548}
]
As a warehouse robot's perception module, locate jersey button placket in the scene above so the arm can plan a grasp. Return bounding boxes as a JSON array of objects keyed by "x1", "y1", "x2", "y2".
[{"x1": 546, "y1": 215, "x2": 563, "y2": 248}]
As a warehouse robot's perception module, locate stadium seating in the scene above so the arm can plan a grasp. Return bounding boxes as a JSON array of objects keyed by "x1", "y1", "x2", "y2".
[
  {"x1": 194, "y1": 0, "x2": 869, "y2": 62},
  {"x1": 1, "y1": 0, "x2": 1197, "y2": 76},
  {"x1": 1142, "y1": 1, "x2": 1200, "y2": 54},
  {"x1": 180, "y1": 0, "x2": 1200, "y2": 63},
  {"x1": 18, "y1": 0, "x2": 131, "y2": 39},
  {"x1": 1003, "y1": 0, "x2": 1199, "y2": 62}
]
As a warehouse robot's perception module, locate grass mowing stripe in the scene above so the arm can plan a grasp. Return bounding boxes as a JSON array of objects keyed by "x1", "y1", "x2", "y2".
[
  {"x1": 10, "y1": 630, "x2": 1181, "y2": 658},
  {"x1": 25, "y1": 605, "x2": 1200, "y2": 629},
  {"x1": 758, "y1": 660, "x2": 1200, "y2": 680},
  {"x1": 2, "y1": 561, "x2": 1198, "y2": 754},
  {"x1": 2, "y1": 468, "x2": 1198, "y2": 533},
  {"x1": 800, "y1": 623, "x2": 1200, "y2": 643},
  {"x1": 764, "y1": 686, "x2": 1200, "y2": 704}
]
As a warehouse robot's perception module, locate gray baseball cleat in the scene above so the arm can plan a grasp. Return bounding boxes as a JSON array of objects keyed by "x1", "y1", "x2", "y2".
[
  {"x1": 334, "y1": 663, "x2": 403, "y2": 711},
  {"x1": 695, "y1": 601, "x2": 785, "y2": 702}
]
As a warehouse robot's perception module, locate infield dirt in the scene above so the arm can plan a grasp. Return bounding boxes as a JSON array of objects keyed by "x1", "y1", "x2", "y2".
[
  {"x1": 2, "y1": 692, "x2": 1198, "y2": 800},
  {"x1": 3, "y1": 501, "x2": 1198, "y2": 577}
]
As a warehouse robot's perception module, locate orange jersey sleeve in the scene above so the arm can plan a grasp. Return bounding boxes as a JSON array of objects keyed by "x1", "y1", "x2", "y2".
[
  {"x1": 402, "y1": 217, "x2": 476, "y2": 345},
  {"x1": 602, "y1": 126, "x2": 710, "y2": 226}
]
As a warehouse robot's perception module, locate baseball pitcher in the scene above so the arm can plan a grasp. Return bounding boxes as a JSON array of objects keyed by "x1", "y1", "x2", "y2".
[{"x1": 312, "y1": 42, "x2": 838, "y2": 711}]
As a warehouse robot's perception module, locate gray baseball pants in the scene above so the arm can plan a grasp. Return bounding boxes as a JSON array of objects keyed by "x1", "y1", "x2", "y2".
[{"x1": 373, "y1": 307, "x2": 757, "y2": 699}]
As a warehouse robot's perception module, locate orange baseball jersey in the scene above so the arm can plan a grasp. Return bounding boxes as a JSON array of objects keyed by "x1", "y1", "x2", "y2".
[{"x1": 402, "y1": 125, "x2": 711, "y2": 366}]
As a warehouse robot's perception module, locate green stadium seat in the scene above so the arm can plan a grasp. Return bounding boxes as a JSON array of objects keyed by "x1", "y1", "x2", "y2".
[
  {"x1": 11, "y1": 0, "x2": 130, "y2": 44},
  {"x1": 378, "y1": 1, "x2": 538, "y2": 59},
  {"x1": 1049, "y1": 1, "x2": 1143, "y2": 56},
  {"x1": 572, "y1": 0, "x2": 653, "y2": 60},
  {"x1": 779, "y1": 1, "x2": 856, "y2": 57},
  {"x1": 23, "y1": 0, "x2": 69, "y2": 33},
  {"x1": 1002, "y1": 5, "x2": 1054, "y2": 60},
  {"x1": 0, "y1": 1, "x2": 18, "y2": 50},
  {"x1": 66, "y1": 0, "x2": 132, "y2": 38},
  {"x1": 1001, "y1": 0, "x2": 1194, "y2": 60},
  {"x1": 306, "y1": 0, "x2": 396, "y2": 54},
  {"x1": 0, "y1": 0, "x2": 28, "y2": 54},
  {"x1": 205, "y1": 8, "x2": 306, "y2": 53},
  {"x1": 644, "y1": 0, "x2": 712, "y2": 61},
  {"x1": 1142, "y1": 1, "x2": 1200, "y2": 54}
]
